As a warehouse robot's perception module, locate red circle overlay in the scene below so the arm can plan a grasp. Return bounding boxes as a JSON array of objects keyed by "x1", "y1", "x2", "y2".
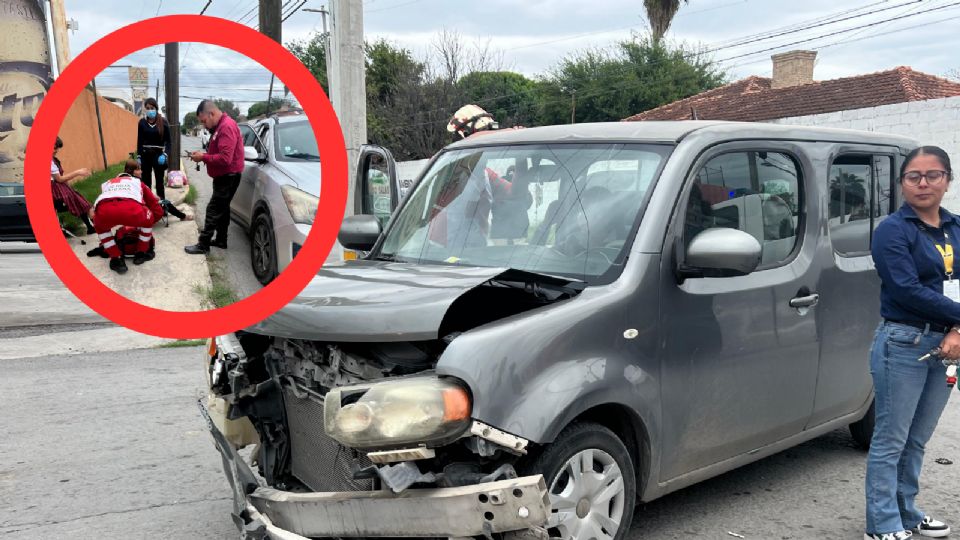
[{"x1": 25, "y1": 15, "x2": 347, "y2": 339}]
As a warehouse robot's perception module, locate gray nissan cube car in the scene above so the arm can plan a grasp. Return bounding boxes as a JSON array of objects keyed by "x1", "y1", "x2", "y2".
[
  {"x1": 202, "y1": 121, "x2": 914, "y2": 540},
  {"x1": 234, "y1": 114, "x2": 320, "y2": 284}
]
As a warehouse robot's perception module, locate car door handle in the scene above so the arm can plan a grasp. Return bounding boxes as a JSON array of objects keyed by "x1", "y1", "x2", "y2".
[{"x1": 789, "y1": 293, "x2": 820, "y2": 309}]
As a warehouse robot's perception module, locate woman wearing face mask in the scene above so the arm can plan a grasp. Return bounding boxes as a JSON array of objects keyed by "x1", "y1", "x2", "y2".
[
  {"x1": 866, "y1": 146, "x2": 960, "y2": 540},
  {"x1": 136, "y1": 97, "x2": 171, "y2": 200}
]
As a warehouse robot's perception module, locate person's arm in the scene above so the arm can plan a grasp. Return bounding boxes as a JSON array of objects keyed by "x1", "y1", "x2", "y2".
[
  {"x1": 136, "y1": 119, "x2": 144, "y2": 158},
  {"x1": 486, "y1": 167, "x2": 513, "y2": 198},
  {"x1": 52, "y1": 168, "x2": 90, "y2": 184},
  {"x1": 141, "y1": 182, "x2": 164, "y2": 220},
  {"x1": 872, "y1": 221, "x2": 960, "y2": 323},
  {"x1": 162, "y1": 119, "x2": 171, "y2": 156},
  {"x1": 203, "y1": 124, "x2": 238, "y2": 169}
]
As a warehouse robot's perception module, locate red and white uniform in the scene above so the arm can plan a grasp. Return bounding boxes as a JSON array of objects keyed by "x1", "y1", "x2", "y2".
[{"x1": 93, "y1": 174, "x2": 163, "y2": 258}]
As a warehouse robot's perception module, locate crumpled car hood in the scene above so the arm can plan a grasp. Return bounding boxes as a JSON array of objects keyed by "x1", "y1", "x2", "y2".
[{"x1": 246, "y1": 260, "x2": 511, "y2": 342}]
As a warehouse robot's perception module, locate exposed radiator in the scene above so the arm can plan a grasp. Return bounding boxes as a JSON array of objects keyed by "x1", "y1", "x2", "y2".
[{"x1": 282, "y1": 384, "x2": 375, "y2": 492}]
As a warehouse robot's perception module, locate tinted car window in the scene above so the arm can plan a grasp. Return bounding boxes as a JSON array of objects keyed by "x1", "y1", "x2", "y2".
[
  {"x1": 829, "y1": 154, "x2": 894, "y2": 256},
  {"x1": 239, "y1": 125, "x2": 257, "y2": 147},
  {"x1": 685, "y1": 150, "x2": 802, "y2": 267}
]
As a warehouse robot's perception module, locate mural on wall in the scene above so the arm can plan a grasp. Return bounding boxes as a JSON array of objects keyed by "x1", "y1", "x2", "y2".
[{"x1": 0, "y1": 0, "x2": 52, "y2": 183}]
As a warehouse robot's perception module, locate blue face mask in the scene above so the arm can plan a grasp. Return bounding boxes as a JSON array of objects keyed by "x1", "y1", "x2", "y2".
[{"x1": 146, "y1": 110, "x2": 157, "y2": 119}]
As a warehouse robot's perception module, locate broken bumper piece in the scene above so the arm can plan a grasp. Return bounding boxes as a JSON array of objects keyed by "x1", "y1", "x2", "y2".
[{"x1": 201, "y1": 401, "x2": 551, "y2": 539}]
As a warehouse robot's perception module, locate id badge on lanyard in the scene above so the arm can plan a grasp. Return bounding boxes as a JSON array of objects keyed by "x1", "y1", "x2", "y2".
[{"x1": 937, "y1": 231, "x2": 960, "y2": 302}]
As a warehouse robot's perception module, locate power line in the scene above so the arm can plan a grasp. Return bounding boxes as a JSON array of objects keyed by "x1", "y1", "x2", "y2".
[
  {"x1": 704, "y1": 0, "x2": 923, "y2": 54},
  {"x1": 371, "y1": 0, "x2": 960, "y2": 126},
  {"x1": 714, "y1": 1, "x2": 960, "y2": 63}
]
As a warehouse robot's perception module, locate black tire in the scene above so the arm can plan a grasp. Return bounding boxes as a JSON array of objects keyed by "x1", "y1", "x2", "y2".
[
  {"x1": 521, "y1": 423, "x2": 636, "y2": 540},
  {"x1": 251, "y1": 211, "x2": 278, "y2": 285},
  {"x1": 850, "y1": 399, "x2": 875, "y2": 450}
]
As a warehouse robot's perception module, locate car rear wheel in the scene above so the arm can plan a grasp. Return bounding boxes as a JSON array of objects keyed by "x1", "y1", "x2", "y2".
[
  {"x1": 251, "y1": 211, "x2": 278, "y2": 285},
  {"x1": 849, "y1": 399, "x2": 875, "y2": 450},
  {"x1": 522, "y1": 423, "x2": 636, "y2": 540}
]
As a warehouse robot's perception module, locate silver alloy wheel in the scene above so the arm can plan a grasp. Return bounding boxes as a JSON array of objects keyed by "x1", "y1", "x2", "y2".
[
  {"x1": 253, "y1": 219, "x2": 272, "y2": 275},
  {"x1": 547, "y1": 448, "x2": 626, "y2": 540}
]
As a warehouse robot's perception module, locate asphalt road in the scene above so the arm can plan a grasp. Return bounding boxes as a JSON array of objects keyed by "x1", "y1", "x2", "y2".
[
  {"x1": 4, "y1": 346, "x2": 960, "y2": 539},
  {"x1": 0, "y1": 347, "x2": 235, "y2": 539},
  {"x1": 182, "y1": 136, "x2": 263, "y2": 300}
]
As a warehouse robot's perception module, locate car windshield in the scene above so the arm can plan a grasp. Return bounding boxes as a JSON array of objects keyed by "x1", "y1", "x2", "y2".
[
  {"x1": 276, "y1": 121, "x2": 320, "y2": 161},
  {"x1": 375, "y1": 143, "x2": 671, "y2": 283}
]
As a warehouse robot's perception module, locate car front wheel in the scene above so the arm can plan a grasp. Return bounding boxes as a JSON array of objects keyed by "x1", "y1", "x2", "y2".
[
  {"x1": 251, "y1": 211, "x2": 278, "y2": 285},
  {"x1": 522, "y1": 423, "x2": 636, "y2": 540}
]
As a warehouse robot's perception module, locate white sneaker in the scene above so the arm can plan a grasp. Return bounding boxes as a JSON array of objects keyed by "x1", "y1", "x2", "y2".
[
  {"x1": 913, "y1": 516, "x2": 951, "y2": 538},
  {"x1": 865, "y1": 531, "x2": 913, "y2": 540}
]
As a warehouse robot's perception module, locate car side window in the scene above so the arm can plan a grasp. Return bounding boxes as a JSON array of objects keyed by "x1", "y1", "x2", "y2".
[
  {"x1": 239, "y1": 125, "x2": 257, "y2": 148},
  {"x1": 829, "y1": 154, "x2": 894, "y2": 256},
  {"x1": 684, "y1": 150, "x2": 802, "y2": 268},
  {"x1": 255, "y1": 125, "x2": 270, "y2": 155}
]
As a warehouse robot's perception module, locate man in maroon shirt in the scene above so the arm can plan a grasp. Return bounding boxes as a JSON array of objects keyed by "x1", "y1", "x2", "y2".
[{"x1": 185, "y1": 99, "x2": 245, "y2": 254}]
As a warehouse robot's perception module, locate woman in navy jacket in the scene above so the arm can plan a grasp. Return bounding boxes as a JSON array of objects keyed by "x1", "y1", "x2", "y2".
[
  {"x1": 136, "y1": 97, "x2": 171, "y2": 200},
  {"x1": 867, "y1": 146, "x2": 960, "y2": 540}
]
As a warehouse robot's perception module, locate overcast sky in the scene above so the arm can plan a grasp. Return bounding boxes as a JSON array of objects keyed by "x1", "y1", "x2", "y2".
[{"x1": 63, "y1": 0, "x2": 960, "y2": 121}]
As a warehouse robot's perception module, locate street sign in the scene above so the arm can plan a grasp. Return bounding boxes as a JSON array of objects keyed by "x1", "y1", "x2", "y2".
[
  {"x1": 132, "y1": 88, "x2": 148, "y2": 101},
  {"x1": 128, "y1": 66, "x2": 149, "y2": 87}
]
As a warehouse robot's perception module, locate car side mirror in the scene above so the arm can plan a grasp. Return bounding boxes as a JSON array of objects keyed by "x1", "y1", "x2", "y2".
[
  {"x1": 338, "y1": 215, "x2": 382, "y2": 252},
  {"x1": 243, "y1": 146, "x2": 264, "y2": 162},
  {"x1": 680, "y1": 228, "x2": 762, "y2": 279}
]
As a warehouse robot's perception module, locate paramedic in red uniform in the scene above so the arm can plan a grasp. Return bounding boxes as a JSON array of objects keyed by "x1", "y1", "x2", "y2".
[
  {"x1": 184, "y1": 99, "x2": 245, "y2": 254},
  {"x1": 428, "y1": 105, "x2": 526, "y2": 246},
  {"x1": 92, "y1": 159, "x2": 164, "y2": 274}
]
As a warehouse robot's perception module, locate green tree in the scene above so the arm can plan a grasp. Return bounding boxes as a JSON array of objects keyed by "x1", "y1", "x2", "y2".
[
  {"x1": 214, "y1": 98, "x2": 240, "y2": 119},
  {"x1": 248, "y1": 97, "x2": 287, "y2": 119},
  {"x1": 182, "y1": 111, "x2": 198, "y2": 131},
  {"x1": 644, "y1": 0, "x2": 689, "y2": 42},
  {"x1": 456, "y1": 71, "x2": 541, "y2": 129},
  {"x1": 287, "y1": 33, "x2": 329, "y2": 93},
  {"x1": 538, "y1": 35, "x2": 725, "y2": 125}
]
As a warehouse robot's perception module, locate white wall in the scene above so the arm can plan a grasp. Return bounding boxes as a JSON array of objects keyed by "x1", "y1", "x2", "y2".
[{"x1": 769, "y1": 96, "x2": 960, "y2": 211}]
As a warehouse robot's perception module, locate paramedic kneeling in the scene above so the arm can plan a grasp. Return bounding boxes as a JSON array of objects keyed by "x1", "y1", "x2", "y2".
[{"x1": 92, "y1": 159, "x2": 163, "y2": 275}]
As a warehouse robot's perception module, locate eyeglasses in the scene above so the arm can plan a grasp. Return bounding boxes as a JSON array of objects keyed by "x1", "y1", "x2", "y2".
[{"x1": 902, "y1": 170, "x2": 950, "y2": 186}]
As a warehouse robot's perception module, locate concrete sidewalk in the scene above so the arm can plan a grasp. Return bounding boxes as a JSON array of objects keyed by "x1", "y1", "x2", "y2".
[{"x1": 67, "y1": 174, "x2": 212, "y2": 312}]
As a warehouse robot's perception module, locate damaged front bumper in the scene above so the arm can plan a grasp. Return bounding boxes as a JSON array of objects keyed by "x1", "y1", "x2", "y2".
[{"x1": 200, "y1": 400, "x2": 551, "y2": 539}]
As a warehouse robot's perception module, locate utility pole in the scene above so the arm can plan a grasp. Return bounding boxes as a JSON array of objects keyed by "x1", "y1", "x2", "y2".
[
  {"x1": 260, "y1": 0, "x2": 282, "y2": 115},
  {"x1": 89, "y1": 78, "x2": 108, "y2": 170},
  {"x1": 48, "y1": 0, "x2": 71, "y2": 73},
  {"x1": 570, "y1": 89, "x2": 577, "y2": 124},
  {"x1": 328, "y1": 0, "x2": 366, "y2": 217},
  {"x1": 164, "y1": 42, "x2": 180, "y2": 172}
]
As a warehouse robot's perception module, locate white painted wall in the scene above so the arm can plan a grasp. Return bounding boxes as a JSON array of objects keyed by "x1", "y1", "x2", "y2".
[{"x1": 769, "y1": 96, "x2": 960, "y2": 210}]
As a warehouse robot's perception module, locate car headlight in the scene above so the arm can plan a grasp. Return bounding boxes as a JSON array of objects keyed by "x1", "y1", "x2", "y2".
[
  {"x1": 281, "y1": 185, "x2": 318, "y2": 225},
  {"x1": 324, "y1": 376, "x2": 472, "y2": 449}
]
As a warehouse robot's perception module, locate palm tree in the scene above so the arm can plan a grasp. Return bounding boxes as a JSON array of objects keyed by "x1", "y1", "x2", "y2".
[{"x1": 644, "y1": 0, "x2": 689, "y2": 42}]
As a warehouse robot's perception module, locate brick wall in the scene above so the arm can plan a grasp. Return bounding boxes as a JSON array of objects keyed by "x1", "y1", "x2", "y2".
[{"x1": 769, "y1": 96, "x2": 960, "y2": 210}]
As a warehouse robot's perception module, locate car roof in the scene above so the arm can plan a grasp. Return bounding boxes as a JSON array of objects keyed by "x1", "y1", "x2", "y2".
[{"x1": 445, "y1": 120, "x2": 919, "y2": 150}]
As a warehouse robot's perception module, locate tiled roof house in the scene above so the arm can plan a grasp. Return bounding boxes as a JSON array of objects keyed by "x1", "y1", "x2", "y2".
[{"x1": 624, "y1": 50, "x2": 960, "y2": 122}]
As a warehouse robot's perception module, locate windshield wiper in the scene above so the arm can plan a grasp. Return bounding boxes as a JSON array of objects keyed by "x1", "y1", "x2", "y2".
[
  {"x1": 373, "y1": 253, "x2": 403, "y2": 262},
  {"x1": 285, "y1": 152, "x2": 321, "y2": 161}
]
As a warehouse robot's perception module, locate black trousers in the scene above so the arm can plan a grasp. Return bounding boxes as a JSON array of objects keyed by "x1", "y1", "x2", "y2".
[
  {"x1": 140, "y1": 154, "x2": 167, "y2": 200},
  {"x1": 199, "y1": 173, "x2": 241, "y2": 245}
]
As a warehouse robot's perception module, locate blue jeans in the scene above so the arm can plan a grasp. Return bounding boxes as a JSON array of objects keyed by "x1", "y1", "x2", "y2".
[{"x1": 866, "y1": 322, "x2": 952, "y2": 534}]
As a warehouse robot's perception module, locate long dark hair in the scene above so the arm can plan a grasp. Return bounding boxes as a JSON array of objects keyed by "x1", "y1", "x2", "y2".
[
  {"x1": 900, "y1": 145, "x2": 953, "y2": 182},
  {"x1": 144, "y1": 97, "x2": 165, "y2": 139}
]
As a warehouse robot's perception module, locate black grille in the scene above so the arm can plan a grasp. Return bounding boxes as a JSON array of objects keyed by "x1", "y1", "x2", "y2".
[{"x1": 282, "y1": 385, "x2": 375, "y2": 492}]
